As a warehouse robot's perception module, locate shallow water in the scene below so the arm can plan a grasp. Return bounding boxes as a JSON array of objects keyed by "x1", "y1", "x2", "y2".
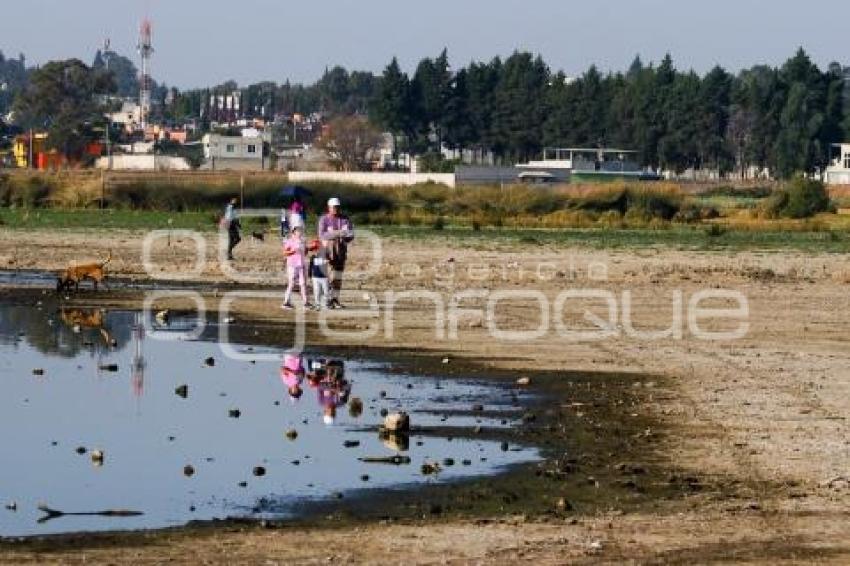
[{"x1": 0, "y1": 301, "x2": 538, "y2": 537}]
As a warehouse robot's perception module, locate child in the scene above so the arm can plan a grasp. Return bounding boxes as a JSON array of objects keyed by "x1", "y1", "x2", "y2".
[
  {"x1": 308, "y1": 239, "x2": 330, "y2": 310},
  {"x1": 282, "y1": 226, "x2": 308, "y2": 309}
]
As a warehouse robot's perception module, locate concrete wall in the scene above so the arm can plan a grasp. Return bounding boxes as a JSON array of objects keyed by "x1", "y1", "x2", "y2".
[
  {"x1": 200, "y1": 157, "x2": 267, "y2": 171},
  {"x1": 95, "y1": 155, "x2": 191, "y2": 171},
  {"x1": 288, "y1": 171, "x2": 456, "y2": 188}
]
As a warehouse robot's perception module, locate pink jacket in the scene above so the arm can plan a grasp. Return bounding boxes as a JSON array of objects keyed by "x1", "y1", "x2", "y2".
[{"x1": 283, "y1": 236, "x2": 306, "y2": 268}]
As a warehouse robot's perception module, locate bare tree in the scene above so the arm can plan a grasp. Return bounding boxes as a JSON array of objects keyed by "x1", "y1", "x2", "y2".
[{"x1": 316, "y1": 115, "x2": 382, "y2": 171}]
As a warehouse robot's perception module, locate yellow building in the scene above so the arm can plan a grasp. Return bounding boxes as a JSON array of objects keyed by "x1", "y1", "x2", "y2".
[{"x1": 13, "y1": 133, "x2": 48, "y2": 168}]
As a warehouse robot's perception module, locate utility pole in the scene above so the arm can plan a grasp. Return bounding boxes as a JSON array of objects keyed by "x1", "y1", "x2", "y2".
[{"x1": 103, "y1": 38, "x2": 112, "y2": 172}]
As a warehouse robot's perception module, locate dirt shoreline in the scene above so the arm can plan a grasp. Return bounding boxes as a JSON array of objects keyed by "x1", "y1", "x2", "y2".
[{"x1": 1, "y1": 227, "x2": 849, "y2": 564}]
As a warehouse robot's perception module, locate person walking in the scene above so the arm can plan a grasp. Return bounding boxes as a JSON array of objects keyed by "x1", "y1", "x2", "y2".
[
  {"x1": 317, "y1": 197, "x2": 354, "y2": 309},
  {"x1": 224, "y1": 197, "x2": 241, "y2": 260}
]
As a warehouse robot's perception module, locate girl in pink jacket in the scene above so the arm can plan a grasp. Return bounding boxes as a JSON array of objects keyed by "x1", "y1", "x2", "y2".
[{"x1": 282, "y1": 226, "x2": 308, "y2": 309}]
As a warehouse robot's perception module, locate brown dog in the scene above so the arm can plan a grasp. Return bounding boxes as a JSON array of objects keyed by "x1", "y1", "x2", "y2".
[{"x1": 57, "y1": 253, "x2": 111, "y2": 292}]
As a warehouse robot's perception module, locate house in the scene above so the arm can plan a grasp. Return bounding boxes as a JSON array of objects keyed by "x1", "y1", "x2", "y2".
[
  {"x1": 201, "y1": 131, "x2": 270, "y2": 171},
  {"x1": 108, "y1": 101, "x2": 143, "y2": 133},
  {"x1": 825, "y1": 143, "x2": 850, "y2": 185}
]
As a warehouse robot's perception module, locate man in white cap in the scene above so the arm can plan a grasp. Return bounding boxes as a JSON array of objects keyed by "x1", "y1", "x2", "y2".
[{"x1": 317, "y1": 197, "x2": 354, "y2": 308}]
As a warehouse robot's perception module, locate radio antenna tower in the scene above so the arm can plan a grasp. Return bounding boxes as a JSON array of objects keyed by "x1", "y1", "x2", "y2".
[{"x1": 137, "y1": 18, "x2": 154, "y2": 131}]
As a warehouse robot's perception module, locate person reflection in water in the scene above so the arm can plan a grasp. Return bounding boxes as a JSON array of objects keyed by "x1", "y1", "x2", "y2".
[
  {"x1": 306, "y1": 359, "x2": 351, "y2": 425},
  {"x1": 280, "y1": 354, "x2": 304, "y2": 400}
]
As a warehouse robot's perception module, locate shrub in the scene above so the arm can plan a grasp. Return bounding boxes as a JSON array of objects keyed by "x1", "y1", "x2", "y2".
[
  {"x1": 758, "y1": 190, "x2": 789, "y2": 219},
  {"x1": 627, "y1": 187, "x2": 681, "y2": 220},
  {"x1": 757, "y1": 178, "x2": 833, "y2": 219},
  {"x1": 782, "y1": 177, "x2": 832, "y2": 219}
]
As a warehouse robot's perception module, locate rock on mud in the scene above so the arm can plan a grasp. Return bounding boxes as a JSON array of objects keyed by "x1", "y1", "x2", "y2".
[{"x1": 383, "y1": 412, "x2": 410, "y2": 433}]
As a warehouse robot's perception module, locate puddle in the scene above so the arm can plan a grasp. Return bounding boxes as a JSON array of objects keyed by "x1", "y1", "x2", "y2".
[{"x1": 0, "y1": 301, "x2": 539, "y2": 537}]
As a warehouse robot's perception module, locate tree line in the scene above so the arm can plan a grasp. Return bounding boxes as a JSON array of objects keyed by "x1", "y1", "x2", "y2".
[
  {"x1": 3, "y1": 46, "x2": 849, "y2": 178},
  {"x1": 121, "y1": 47, "x2": 850, "y2": 178},
  {"x1": 369, "y1": 49, "x2": 849, "y2": 178}
]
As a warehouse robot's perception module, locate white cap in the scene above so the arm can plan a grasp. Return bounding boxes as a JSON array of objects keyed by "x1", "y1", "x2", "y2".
[{"x1": 327, "y1": 197, "x2": 341, "y2": 208}]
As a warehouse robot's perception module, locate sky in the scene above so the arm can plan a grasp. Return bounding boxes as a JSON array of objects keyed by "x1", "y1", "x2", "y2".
[{"x1": 1, "y1": 0, "x2": 848, "y2": 89}]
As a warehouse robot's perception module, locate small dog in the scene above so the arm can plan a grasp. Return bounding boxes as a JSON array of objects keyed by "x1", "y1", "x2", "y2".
[{"x1": 57, "y1": 253, "x2": 111, "y2": 292}]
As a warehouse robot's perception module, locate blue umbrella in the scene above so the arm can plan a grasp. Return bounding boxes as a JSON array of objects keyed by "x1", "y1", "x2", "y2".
[{"x1": 280, "y1": 185, "x2": 312, "y2": 199}]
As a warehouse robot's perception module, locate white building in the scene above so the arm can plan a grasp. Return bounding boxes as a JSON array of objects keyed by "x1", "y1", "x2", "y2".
[
  {"x1": 825, "y1": 143, "x2": 850, "y2": 185},
  {"x1": 108, "y1": 101, "x2": 143, "y2": 131},
  {"x1": 202, "y1": 132, "x2": 270, "y2": 170}
]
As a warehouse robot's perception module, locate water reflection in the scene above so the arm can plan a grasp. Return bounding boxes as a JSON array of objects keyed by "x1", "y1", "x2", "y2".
[
  {"x1": 0, "y1": 300, "x2": 539, "y2": 537},
  {"x1": 0, "y1": 303, "x2": 133, "y2": 358}
]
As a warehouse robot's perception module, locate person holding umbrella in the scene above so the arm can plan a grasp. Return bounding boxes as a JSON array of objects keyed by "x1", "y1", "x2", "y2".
[
  {"x1": 317, "y1": 197, "x2": 354, "y2": 309},
  {"x1": 280, "y1": 185, "x2": 311, "y2": 237}
]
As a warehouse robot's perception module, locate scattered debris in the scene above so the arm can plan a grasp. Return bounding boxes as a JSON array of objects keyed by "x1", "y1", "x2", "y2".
[
  {"x1": 229, "y1": 409, "x2": 241, "y2": 419},
  {"x1": 75, "y1": 446, "x2": 87, "y2": 455},
  {"x1": 32, "y1": 368, "x2": 45, "y2": 376},
  {"x1": 183, "y1": 465, "x2": 195, "y2": 477},
  {"x1": 90, "y1": 450, "x2": 105, "y2": 466},
  {"x1": 285, "y1": 429, "x2": 298, "y2": 441},
  {"x1": 5, "y1": 502, "x2": 17, "y2": 512},
  {"x1": 421, "y1": 462, "x2": 441, "y2": 475},
  {"x1": 175, "y1": 385, "x2": 189, "y2": 399},
  {"x1": 359, "y1": 455, "x2": 412, "y2": 465},
  {"x1": 98, "y1": 364, "x2": 119, "y2": 373},
  {"x1": 516, "y1": 377, "x2": 531, "y2": 386},
  {"x1": 348, "y1": 397, "x2": 364, "y2": 418},
  {"x1": 204, "y1": 357, "x2": 215, "y2": 367},
  {"x1": 253, "y1": 466, "x2": 266, "y2": 477},
  {"x1": 343, "y1": 440, "x2": 360, "y2": 448}
]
